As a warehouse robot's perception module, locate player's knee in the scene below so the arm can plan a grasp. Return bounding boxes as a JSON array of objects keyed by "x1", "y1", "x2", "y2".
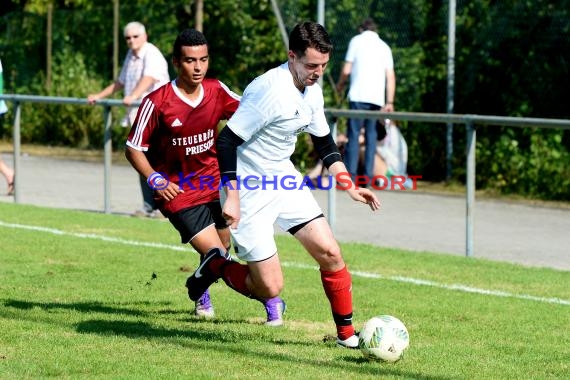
[
  {"x1": 323, "y1": 241, "x2": 342, "y2": 260},
  {"x1": 313, "y1": 241, "x2": 343, "y2": 268}
]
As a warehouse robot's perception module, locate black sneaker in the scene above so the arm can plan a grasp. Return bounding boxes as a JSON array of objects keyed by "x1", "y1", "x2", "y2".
[{"x1": 185, "y1": 248, "x2": 229, "y2": 301}]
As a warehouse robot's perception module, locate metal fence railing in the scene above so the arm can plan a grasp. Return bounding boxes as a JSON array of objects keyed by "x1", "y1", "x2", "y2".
[{"x1": 1, "y1": 94, "x2": 569, "y2": 259}]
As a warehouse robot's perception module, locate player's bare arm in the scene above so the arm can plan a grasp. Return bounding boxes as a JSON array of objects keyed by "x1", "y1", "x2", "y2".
[
  {"x1": 153, "y1": 179, "x2": 184, "y2": 202},
  {"x1": 309, "y1": 133, "x2": 380, "y2": 211},
  {"x1": 328, "y1": 161, "x2": 381, "y2": 211},
  {"x1": 221, "y1": 182, "x2": 240, "y2": 228},
  {"x1": 125, "y1": 146, "x2": 183, "y2": 201}
]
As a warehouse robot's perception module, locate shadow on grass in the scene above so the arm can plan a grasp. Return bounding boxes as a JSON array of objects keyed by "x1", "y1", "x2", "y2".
[
  {"x1": 3, "y1": 299, "x2": 150, "y2": 316},
  {"x1": 3, "y1": 299, "x2": 452, "y2": 379},
  {"x1": 75, "y1": 319, "x2": 452, "y2": 380},
  {"x1": 77, "y1": 319, "x2": 238, "y2": 341}
]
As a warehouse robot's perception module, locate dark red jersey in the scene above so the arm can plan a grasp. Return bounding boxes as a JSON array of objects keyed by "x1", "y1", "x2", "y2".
[{"x1": 126, "y1": 79, "x2": 240, "y2": 214}]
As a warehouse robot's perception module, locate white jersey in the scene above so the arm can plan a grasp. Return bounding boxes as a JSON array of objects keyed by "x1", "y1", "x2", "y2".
[
  {"x1": 227, "y1": 62, "x2": 331, "y2": 179},
  {"x1": 345, "y1": 30, "x2": 393, "y2": 106}
]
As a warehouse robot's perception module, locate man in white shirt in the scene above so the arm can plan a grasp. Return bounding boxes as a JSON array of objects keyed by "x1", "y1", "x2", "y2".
[
  {"x1": 88, "y1": 21, "x2": 169, "y2": 217},
  {"x1": 336, "y1": 18, "x2": 396, "y2": 185},
  {"x1": 184, "y1": 22, "x2": 380, "y2": 349}
]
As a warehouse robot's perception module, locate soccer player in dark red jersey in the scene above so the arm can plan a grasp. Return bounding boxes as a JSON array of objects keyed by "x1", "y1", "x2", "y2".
[{"x1": 125, "y1": 29, "x2": 285, "y2": 324}]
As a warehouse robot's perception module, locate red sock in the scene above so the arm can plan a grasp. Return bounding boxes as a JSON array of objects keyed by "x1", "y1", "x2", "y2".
[
  {"x1": 208, "y1": 256, "x2": 227, "y2": 276},
  {"x1": 219, "y1": 261, "x2": 252, "y2": 297},
  {"x1": 320, "y1": 265, "x2": 355, "y2": 340}
]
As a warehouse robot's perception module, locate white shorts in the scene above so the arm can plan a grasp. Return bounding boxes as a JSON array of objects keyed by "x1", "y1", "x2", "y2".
[{"x1": 223, "y1": 182, "x2": 323, "y2": 262}]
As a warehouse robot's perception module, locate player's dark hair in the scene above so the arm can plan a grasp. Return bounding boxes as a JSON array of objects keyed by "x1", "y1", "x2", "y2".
[
  {"x1": 289, "y1": 21, "x2": 333, "y2": 57},
  {"x1": 173, "y1": 28, "x2": 208, "y2": 59},
  {"x1": 359, "y1": 18, "x2": 377, "y2": 32}
]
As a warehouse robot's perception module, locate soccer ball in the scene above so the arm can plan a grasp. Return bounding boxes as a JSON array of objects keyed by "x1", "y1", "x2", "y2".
[{"x1": 358, "y1": 315, "x2": 409, "y2": 362}]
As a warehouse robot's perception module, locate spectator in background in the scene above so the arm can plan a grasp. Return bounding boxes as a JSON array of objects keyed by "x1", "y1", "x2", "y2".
[
  {"x1": 336, "y1": 17, "x2": 396, "y2": 185},
  {"x1": 0, "y1": 157, "x2": 14, "y2": 196},
  {"x1": 307, "y1": 120, "x2": 409, "y2": 189},
  {"x1": 373, "y1": 119, "x2": 408, "y2": 185},
  {"x1": 0, "y1": 58, "x2": 14, "y2": 196},
  {"x1": 88, "y1": 21, "x2": 169, "y2": 218}
]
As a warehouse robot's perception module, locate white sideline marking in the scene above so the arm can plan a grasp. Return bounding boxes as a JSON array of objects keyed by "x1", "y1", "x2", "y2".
[
  {"x1": 2, "y1": 220, "x2": 569, "y2": 307},
  {"x1": 0, "y1": 220, "x2": 195, "y2": 253},
  {"x1": 282, "y1": 262, "x2": 570, "y2": 306}
]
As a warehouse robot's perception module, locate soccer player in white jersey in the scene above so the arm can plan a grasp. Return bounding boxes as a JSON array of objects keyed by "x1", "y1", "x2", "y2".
[
  {"x1": 185, "y1": 22, "x2": 380, "y2": 348},
  {"x1": 125, "y1": 29, "x2": 285, "y2": 324}
]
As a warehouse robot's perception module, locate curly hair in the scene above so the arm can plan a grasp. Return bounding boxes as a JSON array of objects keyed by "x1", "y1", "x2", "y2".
[{"x1": 173, "y1": 29, "x2": 208, "y2": 60}]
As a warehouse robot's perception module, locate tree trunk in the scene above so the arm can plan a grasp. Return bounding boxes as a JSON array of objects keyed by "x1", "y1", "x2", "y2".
[{"x1": 195, "y1": 0, "x2": 203, "y2": 32}]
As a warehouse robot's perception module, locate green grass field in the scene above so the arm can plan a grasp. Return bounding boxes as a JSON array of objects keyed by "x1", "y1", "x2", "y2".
[{"x1": 1, "y1": 202, "x2": 569, "y2": 379}]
